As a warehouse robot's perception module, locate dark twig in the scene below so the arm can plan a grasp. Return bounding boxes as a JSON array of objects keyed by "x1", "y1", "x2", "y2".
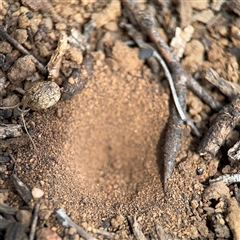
[
  {"x1": 122, "y1": 0, "x2": 188, "y2": 191},
  {"x1": 11, "y1": 174, "x2": 33, "y2": 204},
  {"x1": 29, "y1": 203, "x2": 40, "y2": 240},
  {"x1": 56, "y1": 209, "x2": 98, "y2": 240},
  {"x1": 198, "y1": 96, "x2": 240, "y2": 160},
  {"x1": 225, "y1": 0, "x2": 240, "y2": 16},
  {"x1": 0, "y1": 203, "x2": 17, "y2": 215},
  {"x1": 0, "y1": 25, "x2": 47, "y2": 76},
  {"x1": 128, "y1": 216, "x2": 147, "y2": 240},
  {"x1": 205, "y1": 68, "x2": 240, "y2": 100},
  {"x1": 187, "y1": 76, "x2": 222, "y2": 111}
]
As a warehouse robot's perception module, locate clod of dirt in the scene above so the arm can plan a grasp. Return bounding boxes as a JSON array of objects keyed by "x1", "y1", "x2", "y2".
[
  {"x1": 112, "y1": 41, "x2": 143, "y2": 72},
  {"x1": 92, "y1": 0, "x2": 121, "y2": 28},
  {"x1": 36, "y1": 227, "x2": 61, "y2": 240},
  {"x1": 227, "y1": 197, "x2": 240, "y2": 240},
  {"x1": 7, "y1": 55, "x2": 36, "y2": 84},
  {"x1": 203, "y1": 181, "x2": 230, "y2": 202}
]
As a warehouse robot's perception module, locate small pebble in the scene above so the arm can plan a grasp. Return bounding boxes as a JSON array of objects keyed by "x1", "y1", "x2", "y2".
[
  {"x1": 16, "y1": 210, "x2": 32, "y2": 228},
  {"x1": 36, "y1": 227, "x2": 61, "y2": 240},
  {"x1": 32, "y1": 187, "x2": 44, "y2": 199}
]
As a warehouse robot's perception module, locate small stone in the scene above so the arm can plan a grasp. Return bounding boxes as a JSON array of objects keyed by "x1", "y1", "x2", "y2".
[
  {"x1": 68, "y1": 227, "x2": 77, "y2": 235},
  {"x1": 68, "y1": 46, "x2": 83, "y2": 65},
  {"x1": 36, "y1": 228, "x2": 62, "y2": 240},
  {"x1": 71, "y1": 234, "x2": 79, "y2": 240},
  {"x1": 7, "y1": 55, "x2": 36, "y2": 84},
  {"x1": 16, "y1": 210, "x2": 32, "y2": 228},
  {"x1": 104, "y1": 21, "x2": 119, "y2": 32},
  {"x1": 219, "y1": 26, "x2": 228, "y2": 37},
  {"x1": 191, "y1": 0, "x2": 208, "y2": 10},
  {"x1": 102, "y1": 221, "x2": 110, "y2": 228},
  {"x1": 0, "y1": 192, "x2": 8, "y2": 204},
  {"x1": 191, "y1": 200, "x2": 199, "y2": 209},
  {"x1": 14, "y1": 29, "x2": 28, "y2": 44},
  {"x1": 18, "y1": 13, "x2": 31, "y2": 28},
  {"x1": 110, "y1": 214, "x2": 125, "y2": 228},
  {"x1": 32, "y1": 187, "x2": 44, "y2": 199},
  {"x1": 0, "y1": 41, "x2": 13, "y2": 54},
  {"x1": 39, "y1": 209, "x2": 52, "y2": 220},
  {"x1": 73, "y1": 13, "x2": 84, "y2": 24},
  {"x1": 192, "y1": 9, "x2": 214, "y2": 24},
  {"x1": 81, "y1": 222, "x2": 88, "y2": 229},
  {"x1": 55, "y1": 23, "x2": 67, "y2": 30}
]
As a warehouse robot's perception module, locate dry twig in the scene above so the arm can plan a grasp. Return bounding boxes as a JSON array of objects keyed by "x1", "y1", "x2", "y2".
[
  {"x1": 128, "y1": 216, "x2": 147, "y2": 240},
  {"x1": 0, "y1": 203, "x2": 17, "y2": 215},
  {"x1": 122, "y1": 0, "x2": 188, "y2": 191},
  {"x1": 11, "y1": 174, "x2": 33, "y2": 204},
  {"x1": 205, "y1": 68, "x2": 240, "y2": 99},
  {"x1": 0, "y1": 124, "x2": 22, "y2": 139},
  {"x1": 209, "y1": 173, "x2": 240, "y2": 185},
  {"x1": 198, "y1": 96, "x2": 240, "y2": 160},
  {"x1": 225, "y1": 0, "x2": 240, "y2": 16},
  {"x1": 29, "y1": 203, "x2": 40, "y2": 240},
  {"x1": 94, "y1": 228, "x2": 115, "y2": 239},
  {"x1": 56, "y1": 209, "x2": 98, "y2": 240},
  {"x1": 0, "y1": 25, "x2": 47, "y2": 75},
  {"x1": 228, "y1": 140, "x2": 240, "y2": 161}
]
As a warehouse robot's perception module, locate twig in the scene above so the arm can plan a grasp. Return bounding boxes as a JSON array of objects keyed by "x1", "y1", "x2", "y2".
[
  {"x1": 56, "y1": 209, "x2": 98, "y2": 240},
  {"x1": 225, "y1": 0, "x2": 240, "y2": 16},
  {"x1": 198, "y1": 96, "x2": 240, "y2": 160},
  {"x1": 187, "y1": 76, "x2": 222, "y2": 111},
  {"x1": 94, "y1": 228, "x2": 115, "y2": 239},
  {"x1": 205, "y1": 68, "x2": 240, "y2": 100},
  {"x1": 0, "y1": 25, "x2": 47, "y2": 76},
  {"x1": 0, "y1": 203, "x2": 18, "y2": 215},
  {"x1": 61, "y1": 54, "x2": 93, "y2": 100},
  {"x1": 122, "y1": 0, "x2": 187, "y2": 191},
  {"x1": 128, "y1": 216, "x2": 147, "y2": 240},
  {"x1": 0, "y1": 124, "x2": 22, "y2": 139},
  {"x1": 11, "y1": 174, "x2": 33, "y2": 204},
  {"x1": 209, "y1": 173, "x2": 240, "y2": 185},
  {"x1": 228, "y1": 140, "x2": 240, "y2": 161},
  {"x1": 29, "y1": 203, "x2": 40, "y2": 240}
]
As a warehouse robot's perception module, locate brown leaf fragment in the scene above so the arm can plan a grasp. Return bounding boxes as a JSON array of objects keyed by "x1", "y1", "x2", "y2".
[
  {"x1": 205, "y1": 68, "x2": 240, "y2": 100},
  {"x1": 198, "y1": 97, "x2": 240, "y2": 160},
  {"x1": 48, "y1": 33, "x2": 68, "y2": 79}
]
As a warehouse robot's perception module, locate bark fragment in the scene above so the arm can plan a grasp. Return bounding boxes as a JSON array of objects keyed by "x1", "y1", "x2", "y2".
[{"x1": 198, "y1": 97, "x2": 240, "y2": 160}]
